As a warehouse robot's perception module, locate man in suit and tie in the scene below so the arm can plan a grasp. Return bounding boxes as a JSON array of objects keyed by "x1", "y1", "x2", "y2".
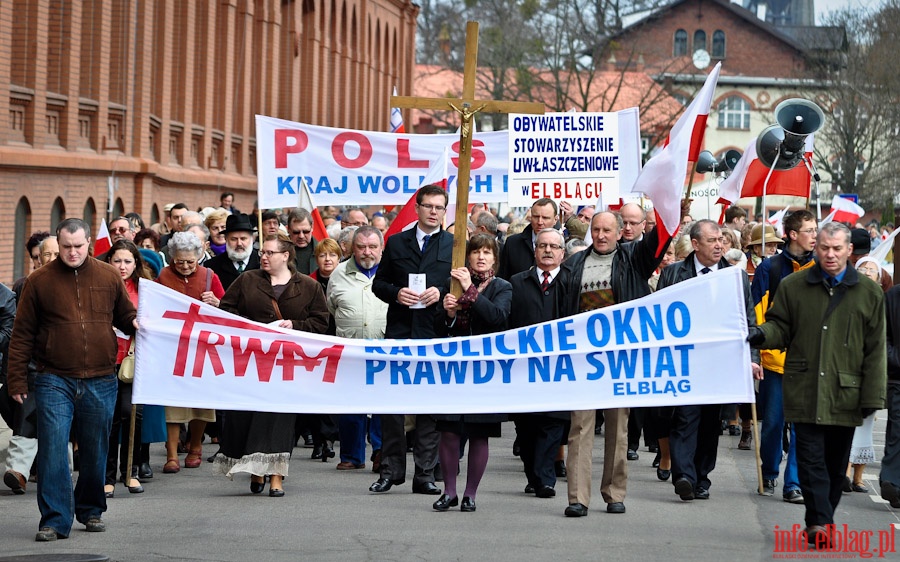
[
  {"x1": 656, "y1": 219, "x2": 761, "y2": 501},
  {"x1": 369, "y1": 184, "x2": 452, "y2": 495},
  {"x1": 205, "y1": 213, "x2": 259, "y2": 291},
  {"x1": 497, "y1": 198, "x2": 558, "y2": 280}
]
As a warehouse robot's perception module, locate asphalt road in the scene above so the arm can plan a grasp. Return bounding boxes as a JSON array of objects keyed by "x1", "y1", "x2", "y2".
[{"x1": 1, "y1": 414, "x2": 898, "y2": 562}]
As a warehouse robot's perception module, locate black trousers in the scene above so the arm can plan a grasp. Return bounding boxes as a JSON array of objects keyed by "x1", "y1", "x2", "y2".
[
  {"x1": 669, "y1": 404, "x2": 721, "y2": 491},
  {"x1": 516, "y1": 414, "x2": 566, "y2": 488},
  {"x1": 794, "y1": 423, "x2": 855, "y2": 526},
  {"x1": 106, "y1": 380, "x2": 142, "y2": 485},
  {"x1": 882, "y1": 382, "x2": 900, "y2": 487},
  {"x1": 628, "y1": 407, "x2": 656, "y2": 450},
  {"x1": 379, "y1": 414, "x2": 439, "y2": 488}
]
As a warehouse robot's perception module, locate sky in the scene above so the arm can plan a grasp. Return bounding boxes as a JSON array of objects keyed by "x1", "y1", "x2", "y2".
[{"x1": 815, "y1": 0, "x2": 886, "y2": 23}]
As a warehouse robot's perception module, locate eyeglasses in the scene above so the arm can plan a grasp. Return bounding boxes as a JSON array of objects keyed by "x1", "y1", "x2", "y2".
[
  {"x1": 111, "y1": 227, "x2": 130, "y2": 234},
  {"x1": 418, "y1": 203, "x2": 446, "y2": 212},
  {"x1": 623, "y1": 220, "x2": 645, "y2": 228},
  {"x1": 173, "y1": 259, "x2": 197, "y2": 266},
  {"x1": 797, "y1": 228, "x2": 818, "y2": 235},
  {"x1": 259, "y1": 250, "x2": 287, "y2": 257},
  {"x1": 291, "y1": 229, "x2": 312, "y2": 236},
  {"x1": 536, "y1": 243, "x2": 563, "y2": 250}
]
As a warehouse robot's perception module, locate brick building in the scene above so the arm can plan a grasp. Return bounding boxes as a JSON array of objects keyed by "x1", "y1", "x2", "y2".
[
  {"x1": 604, "y1": 0, "x2": 844, "y2": 219},
  {"x1": 0, "y1": 0, "x2": 418, "y2": 283}
]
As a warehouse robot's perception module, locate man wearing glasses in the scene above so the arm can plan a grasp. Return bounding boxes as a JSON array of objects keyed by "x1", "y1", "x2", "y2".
[
  {"x1": 560, "y1": 210, "x2": 672, "y2": 517},
  {"x1": 620, "y1": 202, "x2": 646, "y2": 243},
  {"x1": 751, "y1": 210, "x2": 817, "y2": 503},
  {"x1": 370, "y1": 185, "x2": 452, "y2": 495},
  {"x1": 286, "y1": 207, "x2": 318, "y2": 275},
  {"x1": 95, "y1": 217, "x2": 134, "y2": 261}
]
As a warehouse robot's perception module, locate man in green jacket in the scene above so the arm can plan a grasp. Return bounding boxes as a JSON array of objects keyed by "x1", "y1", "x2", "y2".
[{"x1": 748, "y1": 222, "x2": 886, "y2": 548}]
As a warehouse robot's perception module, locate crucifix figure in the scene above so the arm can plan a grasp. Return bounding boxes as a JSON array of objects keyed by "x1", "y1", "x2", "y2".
[{"x1": 391, "y1": 21, "x2": 544, "y2": 296}]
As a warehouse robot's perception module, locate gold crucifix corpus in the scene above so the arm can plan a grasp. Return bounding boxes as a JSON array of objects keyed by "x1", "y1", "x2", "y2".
[{"x1": 391, "y1": 21, "x2": 544, "y2": 296}]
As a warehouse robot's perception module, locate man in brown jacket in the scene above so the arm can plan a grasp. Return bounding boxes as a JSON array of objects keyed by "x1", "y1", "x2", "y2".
[{"x1": 7, "y1": 218, "x2": 138, "y2": 542}]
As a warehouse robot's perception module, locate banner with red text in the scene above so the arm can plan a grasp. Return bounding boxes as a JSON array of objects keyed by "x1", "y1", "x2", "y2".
[
  {"x1": 255, "y1": 111, "x2": 642, "y2": 209},
  {"x1": 132, "y1": 267, "x2": 754, "y2": 414}
]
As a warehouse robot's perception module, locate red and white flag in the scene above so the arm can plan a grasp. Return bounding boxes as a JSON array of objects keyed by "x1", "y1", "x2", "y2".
[
  {"x1": 630, "y1": 62, "x2": 721, "y2": 255},
  {"x1": 383, "y1": 148, "x2": 452, "y2": 241},
  {"x1": 390, "y1": 86, "x2": 405, "y2": 134},
  {"x1": 298, "y1": 178, "x2": 329, "y2": 242},
  {"x1": 827, "y1": 194, "x2": 865, "y2": 225},
  {"x1": 718, "y1": 136, "x2": 813, "y2": 205},
  {"x1": 93, "y1": 218, "x2": 112, "y2": 256},
  {"x1": 766, "y1": 206, "x2": 790, "y2": 236}
]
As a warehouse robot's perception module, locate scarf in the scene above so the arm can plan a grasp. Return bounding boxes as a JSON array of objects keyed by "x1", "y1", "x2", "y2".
[{"x1": 453, "y1": 268, "x2": 494, "y2": 334}]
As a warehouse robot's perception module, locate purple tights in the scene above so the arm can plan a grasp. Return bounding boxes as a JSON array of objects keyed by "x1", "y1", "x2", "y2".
[{"x1": 439, "y1": 432, "x2": 489, "y2": 499}]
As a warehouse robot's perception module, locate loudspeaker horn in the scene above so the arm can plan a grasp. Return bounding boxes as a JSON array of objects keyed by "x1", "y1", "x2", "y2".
[
  {"x1": 695, "y1": 150, "x2": 719, "y2": 173},
  {"x1": 757, "y1": 98, "x2": 825, "y2": 170},
  {"x1": 720, "y1": 149, "x2": 742, "y2": 170}
]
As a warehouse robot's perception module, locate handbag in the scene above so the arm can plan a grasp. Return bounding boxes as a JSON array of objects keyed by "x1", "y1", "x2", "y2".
[{"x1": 118, "y1": 339, "x2": 136, "y2": 383}]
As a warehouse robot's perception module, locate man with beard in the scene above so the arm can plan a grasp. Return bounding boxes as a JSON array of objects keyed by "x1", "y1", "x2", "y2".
[{"x1": 205, "y1": 213, "x2": 259, "y2": 291}]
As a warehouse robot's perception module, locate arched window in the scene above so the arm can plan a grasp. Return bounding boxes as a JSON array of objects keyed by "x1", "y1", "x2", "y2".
[
  {"x1": 693, "y1": 30, "x2": 707, "y2": 53},
  {"x1": 712, "y1": 30, "x2": 726, "y2": 58},
  {"x1": 83, "y1": 198, "x2": 97, "y2": 235},
  {"x1": 112, "y1": 198, "x2": 124, "y2": 219},
  {"x1": 717, "y1": 96, "x2": 751, "y2": 130},
  {"x1": 51, "y1": 197, "x2": 66, "y2": 233},
  {"x1": 150, "y1": 204, "x2": 160, "y2": 227},
  {"x1": 14, "y1": 197, "x2": 31, "y2": 280},
  {"x1": 673, "y1": 29, "x2": 688, "y2": 56}
]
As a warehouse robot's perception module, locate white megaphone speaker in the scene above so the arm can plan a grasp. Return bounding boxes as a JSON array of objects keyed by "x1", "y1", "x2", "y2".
[
  {"x1": 695, "y1": 150, "x2": 720, "y2": 173},
  {"x1": 756, "y1": 98, "x2": 824, "y2": 170}
]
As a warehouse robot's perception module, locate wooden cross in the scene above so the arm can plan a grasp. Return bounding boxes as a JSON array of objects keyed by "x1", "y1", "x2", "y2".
[{"x1": 391, "y1": 21, "x2": 544, "y2": 296}]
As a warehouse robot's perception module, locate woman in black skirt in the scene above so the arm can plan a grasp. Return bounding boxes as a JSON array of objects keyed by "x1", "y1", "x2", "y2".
[{"x1": 432, "y1": 233, "x2": 512, "y2": 512}]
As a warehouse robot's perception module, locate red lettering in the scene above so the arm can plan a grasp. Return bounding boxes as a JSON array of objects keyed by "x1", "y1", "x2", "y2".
[
  {"x1": 279, "y1": 342, "x2": 345, "y2": 383},
  {"x1": 274, "y1": 129, "x2": 308, "y2": 168},
  {"x1": 531, "y1": 182, "x2": 540, "y2": 199},
  {"x1": 451, "y1": 139, "x2": 486, "y2": 170},
  {"x1": 193, "y1": 330, "x2": 226, "y2": 378},
  {"x1": 332, "y1": 132, "x2": 373, "y2": 168},
  {"x1": 396, "y1": 139, "x2": 429, "y2": 169},
  {"x1": 553, "y1": 182, "x2": 562, "y2": 199},
  {"x1": 232, "y1": 336, "x2": 282, "y2": 383}
]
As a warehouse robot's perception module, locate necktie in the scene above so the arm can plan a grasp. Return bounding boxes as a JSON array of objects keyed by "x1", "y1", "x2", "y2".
[
  {"x1": 236, "y1": 262, "x2": 244, "y2": 273},
  {"x1": 700, "y1": 267, "x2": 711, "y2": 275},
  {"x1": 541, "y1": 271, "x2": 551, "y2": 291},
  {"x1": 421, "y1": 234, "x2": 431, "y2": 253}
]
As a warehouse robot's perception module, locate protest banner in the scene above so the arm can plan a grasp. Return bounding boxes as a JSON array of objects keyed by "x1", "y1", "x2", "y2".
[
  {"x1": 133, "y1": 266, "x2": 753, "y2": 414},
  {"x1": 255, "y1": 110, "x2": 642, "y2": 210},
  {"x1": 507, "y1": 112, "x2": 636, "y2": 207}
]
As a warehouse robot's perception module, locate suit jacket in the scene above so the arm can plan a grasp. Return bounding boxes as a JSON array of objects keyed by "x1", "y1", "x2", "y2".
[
  {"x1": 508, "y1": 267, "x2": 573, "y2": 420},
  {"x1": 205, "y1": 251, "x2": 260, "y2": 290},
  {"x1": 497, "y1": 225, "x2": 535, "y2": 280},
  {"x1": 373, "y1": 227, "x2": 452, "y2": 339}
]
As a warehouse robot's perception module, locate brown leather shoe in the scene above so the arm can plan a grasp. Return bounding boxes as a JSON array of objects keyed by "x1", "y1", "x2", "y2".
[
  {"x1": 4, "y1": 470, "x2": 26, "y2": 494},
  {"x1": 336, "y1": 461, "x2": 365, "y2": 470},
  {"x1": 806, "y1": 525, "x2": 828, "y2": 549}
]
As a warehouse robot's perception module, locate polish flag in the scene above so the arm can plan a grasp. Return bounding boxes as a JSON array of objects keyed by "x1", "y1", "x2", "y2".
[
  {"x1": 629, "y1": 62, "x2": 721, "y2": 256},
  {"x1": 383, "y1": 148, "x2": 453, "y2": 241},
  {"x1": 718, "y1": 136, "x2": 814, "y2": 205},
  {"x1": 827, "y1": 194, "x2": 865, "y2": 225},
  {"x1": 390, "y1": 86, "x2": 405, "y2": 134},
  {"x1": 93, "y1": 218, "x2": 112, "y2": 256},
  {"x1": 298, "y1": 177, "x2": 329, "y2": 242},
  {"x1": 766, "y1": 206, "x2": 790, "y2": 236}
]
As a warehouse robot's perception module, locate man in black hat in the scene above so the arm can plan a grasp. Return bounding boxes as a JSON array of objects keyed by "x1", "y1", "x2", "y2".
[{"x1": 205, "y1": 213, "x2": 259, "y2": 290}]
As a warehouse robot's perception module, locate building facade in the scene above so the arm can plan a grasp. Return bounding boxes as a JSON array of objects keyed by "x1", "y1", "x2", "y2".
[{"x1": 0, "y1": 0, "x2": 418, "y2": 283}]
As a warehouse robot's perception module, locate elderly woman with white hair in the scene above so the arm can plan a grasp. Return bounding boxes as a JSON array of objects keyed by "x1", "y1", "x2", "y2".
[{"x1": 156, "y1": 231, "x2": 225, "y2": 474}]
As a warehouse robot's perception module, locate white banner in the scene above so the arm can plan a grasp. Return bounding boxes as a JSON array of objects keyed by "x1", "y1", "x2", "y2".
[
  {"x1": 507, "y1": 112, "x2": 628, "y2": 207},
  {"x1": 133, "y1": 267, "x2": 753, "y2": 414},
  {"x1": 255, "y1": 111, "x2": 642, "y2": 209}
]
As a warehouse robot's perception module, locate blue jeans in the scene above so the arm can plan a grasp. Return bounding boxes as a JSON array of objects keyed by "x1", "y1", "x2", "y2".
[
  {"x1": 758, "y1": 369, "x2": 800, "y2": 493},
  {"x1": 34, "y1": 373, "x2": 117, "y2": 536},
  {"x1": 368, "y1": 415, "x2": 382, "y2": 451},
  {"x1": 338, "y1": 415, "x2": 383, "y2": 464}
]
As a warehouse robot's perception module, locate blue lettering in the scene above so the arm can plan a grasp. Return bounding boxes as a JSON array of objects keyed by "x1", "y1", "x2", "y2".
[
  {"x1": 518, "y1": 327, "x2": 542, "y2": 354},
  {"x1": 460, "y1": 340, "x2": 479, "y2": 357},
  {"x1": 498, "y1": 359, "x2": 515, "y2": 383},
  {"x1": 358, "y1": 176, "x2": 381, "y2": 193},
  {"x1": 365, "y1": 346, "x2": 386, "y2": 355},
  {"x1": 495, "y1": 334, "x2": 516, "y2": 355},
  {"x1": 277, "y1": 176, "x2": 296, "y2": 195},
  {"x1": 390, "y1": 346, "x2": 412, "y2": 356},
  {"x1": 667, "y1": 302, "x2": 691, "y2": 337},
  {"x1": 473, "y1": 362, "x2": 493, "y2": 384},
  {"x1": 606, "y1": 349, "x2": 638, "y2": 380},
  {"x1": 528, "y1": 356, "x2": 551, "y2": 382},
  {"x1": 382, "y1": 176, "x2": 401, "y2": 194},
  {"x1": 587, "y1": 313, "x2": 611, "y2": 347},
  {"x1": 642, "y1": 348, "x2": 652, "y2": 378},
  {"x1": 557, "y1": 319, "x2": 576, "y2": 351},
  {"x1": 674, "y1": 344, "x2": 693, "y2": 376},
  {"x1": 585, "y1": 352, "x2": 605, "y2": 380},
  {"x1": 677, "y1": 380, "x2": 691, "y2": 393},
  {"x1": 438, "y1": 361, "x2": 466, "y2": 384},
  {"x1": 473, "y1": 175, "x2": 491, "y2": 192},
  {"x1": 554, "y1": 355, "x2": 575, "y2": 381},
  {"x1": 315, "y1": 176, "x2": 335, "y2": 194},
  {"x1": 655, "y1": 347, "x2": 676, "y2": 377},
  {"x1": 413, "y1": 361, "x2": 435, "y2": 385},
  {"x1": 639, "y1": 304, "x2": 664, "y2": 341},
  {"x1": 390, "y1": 361, "x2": 411, "y2": 385},
  {"x1": 433, "y1": 342, "x2": 457, "y2": 357},
  {"x1": 541, "y1": 324, "x2": 555, "y2": 352},
  {"x1": 366, "y1": 360, "x2": 386, "y2": 384},
  {"x1": 334, "y1": 176, "x2": 348, "y2": 194},
  {"x1": 613, "y1": 309, "x2": 639, "y2": 344},
  {"x1": 613, "y1": 382, "x2": 624, "y2": 395}
]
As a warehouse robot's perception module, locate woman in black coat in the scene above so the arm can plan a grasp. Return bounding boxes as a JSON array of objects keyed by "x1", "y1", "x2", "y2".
[{"x1": 432, "y1": 233, "x2": 512, "y2": 512}]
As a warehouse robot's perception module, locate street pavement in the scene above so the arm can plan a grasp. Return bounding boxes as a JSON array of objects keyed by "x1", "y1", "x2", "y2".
[{"x1": 1, "y1": 414, "x2": 898, "y2": 562}]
